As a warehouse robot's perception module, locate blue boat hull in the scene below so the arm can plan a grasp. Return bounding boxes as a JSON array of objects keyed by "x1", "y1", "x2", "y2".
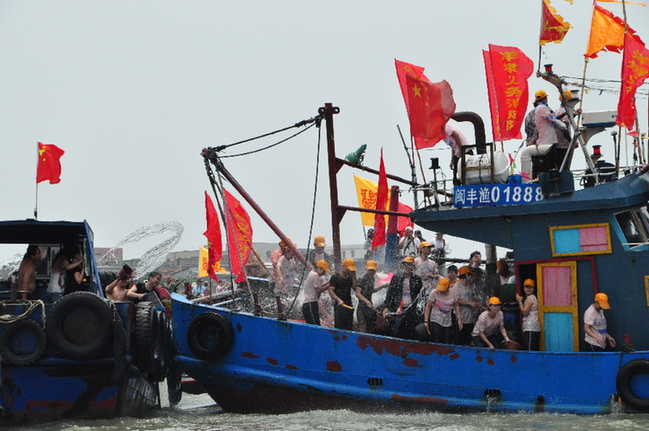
[
  {"x1": 172, "y1": 293, "x2": 649, "y2": 414},
  {"x1": 0, "y1": 362, "x2": 157, "y2": 423}
]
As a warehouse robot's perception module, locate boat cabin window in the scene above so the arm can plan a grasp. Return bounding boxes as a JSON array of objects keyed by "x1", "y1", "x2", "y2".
[{"x1": 615, "y1": 206, "x2": 649, "y2": 249}]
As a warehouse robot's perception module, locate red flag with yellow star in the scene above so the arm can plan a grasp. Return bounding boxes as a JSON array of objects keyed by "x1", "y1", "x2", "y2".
[
  {"x1": 36, "y1": 142, "x2": 65, "y2": 184},
  {"x1": 204, "y1": 191, "x2": 223, "y2": 282},
  {"x1": 617, "y1": 33, "x2": 649, "y2": 130},
  {"x1": 405, "y1": 74, "x2": 455, "y2": 146}
]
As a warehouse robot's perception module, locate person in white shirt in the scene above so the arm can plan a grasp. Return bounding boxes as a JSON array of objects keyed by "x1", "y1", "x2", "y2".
[
  {"x1": 584, "y1": 293, "x2": 616, "y2": 352},
  {"x1": 302, "y1": 260, "x2": 330, "y2": 325},
  {"x1": 516, "y1": 279, "x2": 541, "y2": 350},
  {"x1": 472, "y1": 297, "x2": 510, "y2": 349}
]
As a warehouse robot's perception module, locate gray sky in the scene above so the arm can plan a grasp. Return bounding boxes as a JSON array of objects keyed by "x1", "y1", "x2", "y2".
[{"x1": 1, "y1": 1, "x2": 647, "y2": 260}]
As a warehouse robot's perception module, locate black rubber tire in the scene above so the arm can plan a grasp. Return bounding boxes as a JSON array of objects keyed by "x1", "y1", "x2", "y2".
[
  {"x1": 167, "y1": 359, "x2": 183, "y2": 405},
  {"x1": 46, "y1": 291, "x2": 113, "y2": 360},
  {"x1": 134, "y1": 302, "x2": 163, "y2": 378},
  {"x1": 155, "y1": 310, "x2": 172, "y2": 382},
  {"x1": 0, "y1": 319, "x2": 47, "y2": 366},
  {"x1": 187, "y1": 312, "x2": 234, "y2": 361},
  {"x1": 617, "y1": 359, "x2": 649, "y2": 412}
]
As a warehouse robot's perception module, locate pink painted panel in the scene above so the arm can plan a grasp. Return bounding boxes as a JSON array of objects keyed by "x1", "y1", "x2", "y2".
[
  {"x1": 579, "y1": 226, "x2": 608, "y2": 252},
  {"x1": 542, "y1": 265, "x2": 572, "y2": 306}
]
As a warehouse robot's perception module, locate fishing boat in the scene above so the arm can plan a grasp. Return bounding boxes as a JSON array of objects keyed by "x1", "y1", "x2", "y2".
[
  {"x1": 172, "y1": 75, "x2": 649, "y2": 414},
  {"x1": 0, "y1": 219, "x2": 173, "y2": 424}
]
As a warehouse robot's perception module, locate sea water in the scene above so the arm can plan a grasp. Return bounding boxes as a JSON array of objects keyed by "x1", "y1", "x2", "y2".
[{"x1": 10, "y1": 393, "x2": 649, "y2": 431}]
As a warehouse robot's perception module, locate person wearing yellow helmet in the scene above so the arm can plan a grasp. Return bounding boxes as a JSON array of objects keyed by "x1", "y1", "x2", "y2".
[
  {"x1": 328, "y1": 258, "x2": 357, "y2": 330},
  {"x1": 584, "y1": 293, "x2": 616, "y2": 352},
  {"x1": 472, "y1": 297, "x2": 510, "y2": 349},
  {"x1": 382, "y1": 256, "x2": 423, "y2": 339}
]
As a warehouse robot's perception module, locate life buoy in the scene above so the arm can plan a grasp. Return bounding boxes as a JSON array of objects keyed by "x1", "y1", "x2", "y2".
[
  {"x1": 616, "y1": 359, "x2": 649, "y2": 412},
  {"x1": 134, "y1": 302, "x2": 162, "y2": 378},
  {"x1": 186, "y1": 312, "x2": 234, "y2": 361},
  {"x1": 0, "y1": 319, "x2": 46, "y2": 366},
  {"x1": 46, "y1": 291, "x2": 113, "y2": 360}
]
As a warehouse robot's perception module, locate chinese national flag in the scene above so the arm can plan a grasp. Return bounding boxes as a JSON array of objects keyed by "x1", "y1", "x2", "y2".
[
  {"x1": 405, "y1": 75, "x2": 455, "y2": 146},
  {"x1": 224, "y1": 189, "x2": 253, "y2": 283},
  {"x1": 539, "y1": 0, "x2": 571, "y2": 46},
  {"x1": 486, "y1": 45, "x2": 534, "y2": 141},
  {"x1": 395, "y1": 59, "x2": 454, "y2": 149},
  {"x1": 204, "y1": 192, "x2": 223, "y2": 282},
  {"x1": 372, "y1": 149, "x2": 388, "y2": 249},
  {"x1": 36, "y1": 142, "x2": 64, "y2": 184},
  {"x1": 585, "y1": 5, "x2": 640, "y2": 58},
  {"x1": 616, "y1": 33, "x2": 649, "y2": 130}
]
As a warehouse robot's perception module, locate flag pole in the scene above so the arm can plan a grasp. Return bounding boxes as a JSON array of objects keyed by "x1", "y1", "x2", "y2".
[{"x1": 34, "y1": 142, "x2": 39, "y2": 220}]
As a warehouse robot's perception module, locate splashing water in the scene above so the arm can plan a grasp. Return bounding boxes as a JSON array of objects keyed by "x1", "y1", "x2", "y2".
[{"x1": 97, "y1": 221, "x2": 184, "y2": 276}]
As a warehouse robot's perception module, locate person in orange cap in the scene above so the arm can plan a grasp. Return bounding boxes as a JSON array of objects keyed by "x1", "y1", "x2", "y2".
[
  {"x1": 452, "y1": 265, "x2": 483, "y2": 345},
  {"x1": 355, "y1": 260, "x2": 385, "y2": 333},
  {"x1": 301, "y1": 260, "x2": 330, "y2": 326},
  {"x1": 414, "y1": 241, "x2": 440, "y2": 293},
  {"x1": 306, "y1": 235, "x2": 333, "y2": 272},
  {"x1": 382, "y1": 256, "x2": 423, "y2": 339},
  {"x1": 516, "y1": 279, "x2": 541, "y2": 350},
  {"x1": 584, "y1": 293, "x2": 616, "y2": 352},
  {"x1": 328, "y1": 258, "x2": 357, "y2": 330},
  {"x1": 423, "y1": 277, "x2": 462, "y2": 344},
  {"x1": 472, "y1": 297, "x2": 510, "y2": 349}
]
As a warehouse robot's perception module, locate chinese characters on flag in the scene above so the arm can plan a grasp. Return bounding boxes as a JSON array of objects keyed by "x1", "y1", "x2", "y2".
[
  {"x1": 36, "y1": 142, "x2": 65, "y2": 184},
  {"x1": 354, "y1": 175, "x2": 412, "y2": 231},
  {"x1": 203, "y1": 192, "x2": 223, "y2": 282},
  {"x1": 616, "y1": 33, "x2": 649, "y2": 130},
  {"x1": 539, "y1": 0, "x2": 571, "y2": 46},
  {"x1": 224, "y1": 189, "x2": 253, "y2": 283},
  {"x1": 484, "y1": 45, "x2": 534, "y2": 141},
  {"x1": 395, "y1": 59, "x2": 456, "y2": 149}
]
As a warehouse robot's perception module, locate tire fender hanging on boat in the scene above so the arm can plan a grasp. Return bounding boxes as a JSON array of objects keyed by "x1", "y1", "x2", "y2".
[
  {"x1": 46, "y1": 291, "x2": 113, "y2": 360},
  {"x1": 616, "y1": 359, "x2": 649, "y2": 412},
  {"x1": 186, "y1": 312, "x2": 234, "y2": 361},
  {"x1": 0, "y1": 319, "x2": 47, "y2": 366},
  {"x1": 134, "y1": 302, "x2": 165, "y2": 380}
]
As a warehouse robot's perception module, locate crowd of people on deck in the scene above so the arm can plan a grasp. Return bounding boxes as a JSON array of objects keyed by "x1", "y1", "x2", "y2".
[{"x1": 240, "y1": 227, "x2": 618, "y2": 354}]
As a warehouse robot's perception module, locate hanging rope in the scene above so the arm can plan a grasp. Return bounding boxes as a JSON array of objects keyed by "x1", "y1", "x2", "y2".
[
  {"x1": 286, "y1": 122, "x2": 323, "y2": 317},
  {"x1": 220, "y1": 122, "x2": 318, "y2": 158}
]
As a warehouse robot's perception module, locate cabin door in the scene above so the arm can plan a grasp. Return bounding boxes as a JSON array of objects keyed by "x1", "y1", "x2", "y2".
[{"x1": 537, "y1": 261, "x2": 579, "y2": 352}]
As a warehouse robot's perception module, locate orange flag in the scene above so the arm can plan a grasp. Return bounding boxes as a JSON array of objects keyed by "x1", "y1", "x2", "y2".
[
  {"x1": 36, "y1": 142, "x2": 65, "y2": 184},
  {"x1": 616, "y1": 33, "x2": 649, "y2": 130},
  {"x1": 203, "y1": 192, "x2": 223, "y2": 282},
  {"x1": 585, "y1": 4, "x2": 641, "y2": 58},
  {"x1": 539, "y1": 0, "x2": 572, "y2": 46},
  {"x1": 224, "y1": 189, "x2": 253, "y2": 283}
]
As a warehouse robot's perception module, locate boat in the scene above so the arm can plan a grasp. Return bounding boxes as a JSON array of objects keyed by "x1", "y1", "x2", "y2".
[
  {"x1": 0, "y1": 219, "x2": 174, "y2": 424},
  {"x1": 172, "y1": 75, "x2": 649, "y2": 413}
]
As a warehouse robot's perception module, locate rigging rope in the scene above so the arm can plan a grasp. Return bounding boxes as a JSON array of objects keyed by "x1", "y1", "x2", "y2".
[{"x1": 220, "y1": 122, "x2": 317, "y2": 158}]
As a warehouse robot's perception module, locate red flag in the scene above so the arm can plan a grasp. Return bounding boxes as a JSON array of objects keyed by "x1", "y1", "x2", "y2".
[
  {"x1": 486, "y1": 45, "x2": 534, "y2": 141},
  {"x1": 405, "y1": 75, "x2": 456, "y2": 146},
  {"x1": 483, "y1": 50, "x2": 501, "y2": 142},
  {"x1": 395, "y1": 59, "x2": 446, "y2": 149},
  {"x1": 224, "y1": 189, "x2": 253, "y2": 283},
  {"x1": 539, "y1": 0, "x2": 571, "y2": 46},
  {"x1": 36, "y1": 142, "x2": 64, "y2": 184},
  {"x1": 203, "y1": 192, "x2": 223, "y2": 282},
  {"x1": 617, "y1": 33, "x2": 649, "y2": 130},
  {"x1": 397, "y1": 203, "x2": 413, "y2": 233},
  {"x1": 372, "y1": 149, "x2": 388, "y2": 249}
]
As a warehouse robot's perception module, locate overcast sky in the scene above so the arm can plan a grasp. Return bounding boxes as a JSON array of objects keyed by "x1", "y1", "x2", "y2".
[{"x1": 1, "y1": 1, "x2": 647, "y2": 261}]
